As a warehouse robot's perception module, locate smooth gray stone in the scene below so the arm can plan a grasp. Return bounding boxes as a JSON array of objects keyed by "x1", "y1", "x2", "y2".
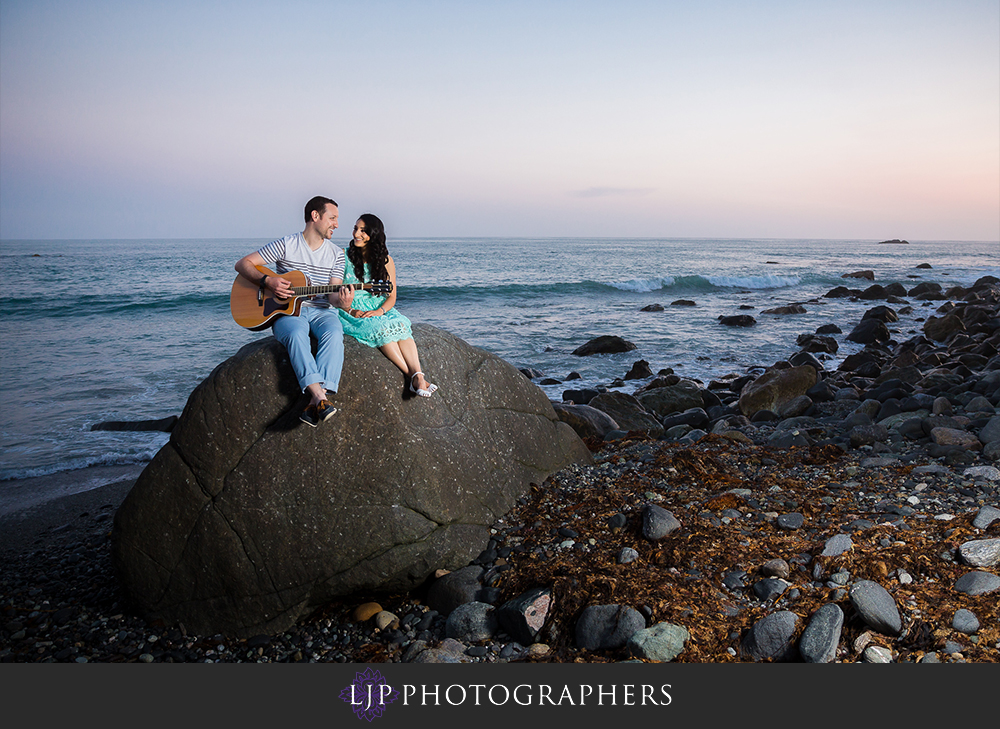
[
  {"x1": 740, "y1": 611, "x2": 799, "y2": 662},
  {"x1": 760, "y1": 558, "x2": 791, "y2": 579},
  {"x1": 575, "y1": 604, "x2": 646, "y2": 650},
  {"x1": 768, "y1": 431, "x2": 810, "y2": 448},
  {"x1": 841, "y1": 411, "x2": 872, "y2": 429},
  {"x1": 972, "y1": 505, "x2": 1000, "y2": 530},
  {"x1": 678, "y1": 428, "x2": 708, "y2": 444},
  {"x1": 952, "y1": 608, "x2": 980, "y2": 634},
  {"x1": 942, "y1": 640, "x2": 965, "y2": 655},
  {"x1": 850, "y1": 425, "x2": 889, "y2": 448},
  {"x1": 821, "y1": 533, "x2": 853, "y2": 557},
  {"x1": 963, "y1": 466, "x2": 1000, "y2": 481},
  {"x1": 799, "y1": 603, "x2": 844, "y2": 663},
  {"x1": 958, "y1": 538, "x2": 1000, "y2": 568},
  {"x1": 954, "y1": 571, "x2": 1000, "y2": 596},
  {"x1": 910, "y1": 464, "x2": 951, "y2": 476},
  {"x1": 641, "y1": 503, "x2": 681, "y2": 541},
  {"x1": 752, "y1": 578, "x2": 789, "y2": 601},
  {"x1": 627, "y1": 622, "x2": 691, "y2": 662},
  {"x1": 979, "y1": 416, "x2": 1000, "y2": 444},
  {"x1": 777, "y1": 512, "x2": 805, "y2": 530},
  {"x1": 849, "y1": 580, "x2": 902, "y2": 636},
  {"x1": 618, "y1": 547, "x2": 639, "y2": 564},
  {"x1": 444, "y1": 601, "x2": 497, "y2": 642},
  {"x1": 426, "y1": 566, "x2": 486, "y2": 615},
  {"x1": 860, "y1": 456, "x2": 899, "y2": 468},
  {"x1": 863, "y1": 646, "x2": 893, "y2": 663},
  {"x1": 722, "y1": 570, "x2": 747, "y2": 590},
  {"x1": 409, "y1": 648, "x2": 467, "y2": 663}
]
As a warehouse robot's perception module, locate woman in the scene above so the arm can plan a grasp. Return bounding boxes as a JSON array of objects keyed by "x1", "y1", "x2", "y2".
[{"x1": 339, "y1": 213, "x2": 438, "y2": 397}]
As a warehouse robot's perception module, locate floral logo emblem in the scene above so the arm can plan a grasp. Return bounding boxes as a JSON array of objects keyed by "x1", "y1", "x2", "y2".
[{"x1": 339, "y1": 667, "x2": 400, "y2": 721}]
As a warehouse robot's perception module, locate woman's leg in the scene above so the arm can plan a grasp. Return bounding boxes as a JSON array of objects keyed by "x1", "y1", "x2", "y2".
[
  {"x1": 380, "y1": 338, "x2": 435, "y2": 393},
  {"x1": 379, "y1": 340, "x2": 409, "y2": 376}
]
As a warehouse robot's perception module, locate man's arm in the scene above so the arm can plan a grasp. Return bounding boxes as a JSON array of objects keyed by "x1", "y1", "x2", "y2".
[{"x1": 235, "y1": 252, "x2": 293, "y2": 299}]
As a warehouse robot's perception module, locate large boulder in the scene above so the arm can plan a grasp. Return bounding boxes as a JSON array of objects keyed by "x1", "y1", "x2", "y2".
[
  {"x1": 635, "y1": 379, "x2": 705, "y2": 418},
  {"x1": 551, "y1": 402, "x2": 620, "y2": 440},
  {"x1": 923, "y1": 314, "x2": 966, "y2": 342},
  {"x1": 587, "y1": 392, "x2": 664, "y2": 436},
  {"x1": 738, "y1": 365, "x2": 818, "y2": 417},
  {"x1": 111, "y1": 324, "x2": 592, "y2": 638}
]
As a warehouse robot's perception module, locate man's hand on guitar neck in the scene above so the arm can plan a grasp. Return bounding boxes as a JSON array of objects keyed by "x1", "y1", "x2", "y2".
[{"x1": 333, "y1": 281, "x2": 354, "y2": 310}]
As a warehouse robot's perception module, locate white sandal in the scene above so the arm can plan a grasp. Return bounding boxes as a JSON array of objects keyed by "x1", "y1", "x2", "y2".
[{"x1": 410, "y1": 372, "x2": 436, "y2": 397}]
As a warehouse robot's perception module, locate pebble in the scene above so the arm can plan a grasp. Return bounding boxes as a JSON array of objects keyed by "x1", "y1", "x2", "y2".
[
  {"x1": 641, "y1": 503, "x2": 681, "y2": 540},
  {"x1": 799, "y1": 603, "x2": 843, "y2": 663},
  {"x1": 741, "y1": 611, "x2": 798, "y2": 662},
  {"x1": 954, "y1": 571, "x2": 1000, "y2": 596},
  {"x1": 952, "y1": 609, "x2": 980, "y2": 634},
  {"x1": 849, "y1": 581, "x2": 902, "y2": 636},
  {"x1": 957, "y1": 538, "x2": 1000, "y2": 568},
  {"x1": 618, "y1": 547, "x2": 639, "y2": 564},
  {"x1": 863, "y1": 646, "x2": 893, "y2": 663},
  {"x1": 627, "y1": 622, "x2": 690, "y2": 662},
  {"x1": 821, "y1": 534, "x2": 853, "y2": 557},
  {"x1": 575, "y1": 604, "x2": 646, "y2": 651},
  {"x1": 973, "y1": 505, "x2": 1000, "y2": 530}
]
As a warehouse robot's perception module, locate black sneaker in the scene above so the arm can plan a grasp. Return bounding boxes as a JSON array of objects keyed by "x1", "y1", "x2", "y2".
[
  {"x1": 316, "y1": 399, "x2": 338, "y2": 422},
  {"x1": 299, "y1": 403, "x2": 321, "y2": 427},
  {"x1": 300, "y1": 400, "x2": 337, "y2": 427}
]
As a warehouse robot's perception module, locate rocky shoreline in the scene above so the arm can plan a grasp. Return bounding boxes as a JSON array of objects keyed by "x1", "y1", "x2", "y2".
[{"x1": 2, "y1": 272, "x2": 998, "y2": 663}]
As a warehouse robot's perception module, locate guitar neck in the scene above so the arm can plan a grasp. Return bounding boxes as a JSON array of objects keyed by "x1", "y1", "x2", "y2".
[{"x1": 291, "y1": 283, "x2": 369, "y2": 297}]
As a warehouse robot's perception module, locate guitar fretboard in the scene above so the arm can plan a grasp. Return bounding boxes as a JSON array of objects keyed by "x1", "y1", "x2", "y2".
[{"x1": 292, "y1": 283, "x2": 367, "y2": 296}]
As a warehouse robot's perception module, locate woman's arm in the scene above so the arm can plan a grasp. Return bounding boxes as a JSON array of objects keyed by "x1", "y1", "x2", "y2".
[{"x1": 352, "y1": 255, "x2": 398, "y2": 317}]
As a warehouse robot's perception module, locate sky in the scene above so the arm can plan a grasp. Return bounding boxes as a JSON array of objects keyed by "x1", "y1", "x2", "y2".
[{"x1": 1, "y1": 0, "x2": 998, "y2": 241}]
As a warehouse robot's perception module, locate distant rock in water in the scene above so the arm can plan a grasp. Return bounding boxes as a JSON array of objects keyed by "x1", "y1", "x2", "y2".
[
  {"x1": 572, "y1": 335, "x2": 637, "y2": 356},
  {"x1": 823, "y1": 286, "x2": 861, "y2": 298},
  {"x1": 857, "y1": 284, "x2": 889, "y2": 300},
  {"x1": 878, "y1": 239, "x2": 909, "y2": 244},
  {"x1": 762, "y1": 304, "x2": 807, "y2": 315},
  {"x1": 670, "y1": 300, "x2": 696, "y2": 306},
  {"x1": 916, "y1": 263, "x2": 933, "y2": 269},
  {"x1": 718, "y1": 315, "x2": 756, "y2": 327},
  {"x1": 843, "y1": 270, "x2": 875, "y2": 280},
  {"x1": 640, "y1": 303, "x2": 664, "y2": 312},
  {"x1": 91, "y1": 416, "x2": 177, "y2": 432},
  {"x1": 110, "y1": 324, "x2": 592, "y2": 638},
  {"x1": 624, "y1": 359, "x2": 654, "y2": 380}
]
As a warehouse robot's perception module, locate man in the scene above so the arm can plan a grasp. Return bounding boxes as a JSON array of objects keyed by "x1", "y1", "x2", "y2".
[{"x1": 235, "y1": 196, "x2": 354, "y2": 426}]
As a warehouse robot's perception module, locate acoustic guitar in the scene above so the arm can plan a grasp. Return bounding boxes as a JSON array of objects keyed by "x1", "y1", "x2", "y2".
[{"x1": 231, "y1": 265, "x2": 393, "y2": 330}]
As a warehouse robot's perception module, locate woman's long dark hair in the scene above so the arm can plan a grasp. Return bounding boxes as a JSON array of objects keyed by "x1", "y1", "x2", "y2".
[{"x1": 347, "y1": 213, "x2": 389, "y2": 282}]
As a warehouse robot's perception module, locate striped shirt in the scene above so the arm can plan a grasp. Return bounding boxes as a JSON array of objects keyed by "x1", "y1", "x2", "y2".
[{"x1": 257, "y1": 233, "x2": 346, "y2": 308}]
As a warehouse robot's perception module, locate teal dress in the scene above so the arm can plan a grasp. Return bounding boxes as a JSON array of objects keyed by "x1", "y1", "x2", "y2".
[{"x1": 338, "y1": 257, "x2": 413, "y2": 347}]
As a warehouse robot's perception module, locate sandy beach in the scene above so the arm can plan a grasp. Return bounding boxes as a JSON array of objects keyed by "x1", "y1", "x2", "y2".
[{"x1": 0, "y1": 465, "x2": 143, "y2": 559}]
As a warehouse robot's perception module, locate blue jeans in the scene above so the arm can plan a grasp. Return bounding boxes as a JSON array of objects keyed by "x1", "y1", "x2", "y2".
[{"x1": 271, "y1": 305, "x2": 345, "y2": 395}]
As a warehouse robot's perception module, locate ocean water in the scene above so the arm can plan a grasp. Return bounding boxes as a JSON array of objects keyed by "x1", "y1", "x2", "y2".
[{"x1": 1, "y1": 236, "x2": 997, "y2": 492}]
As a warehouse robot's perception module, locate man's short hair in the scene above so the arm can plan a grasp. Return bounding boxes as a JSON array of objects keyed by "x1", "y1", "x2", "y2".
[{"x1": 305, "y1": 196, "x2": 338, "y2": 223}]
